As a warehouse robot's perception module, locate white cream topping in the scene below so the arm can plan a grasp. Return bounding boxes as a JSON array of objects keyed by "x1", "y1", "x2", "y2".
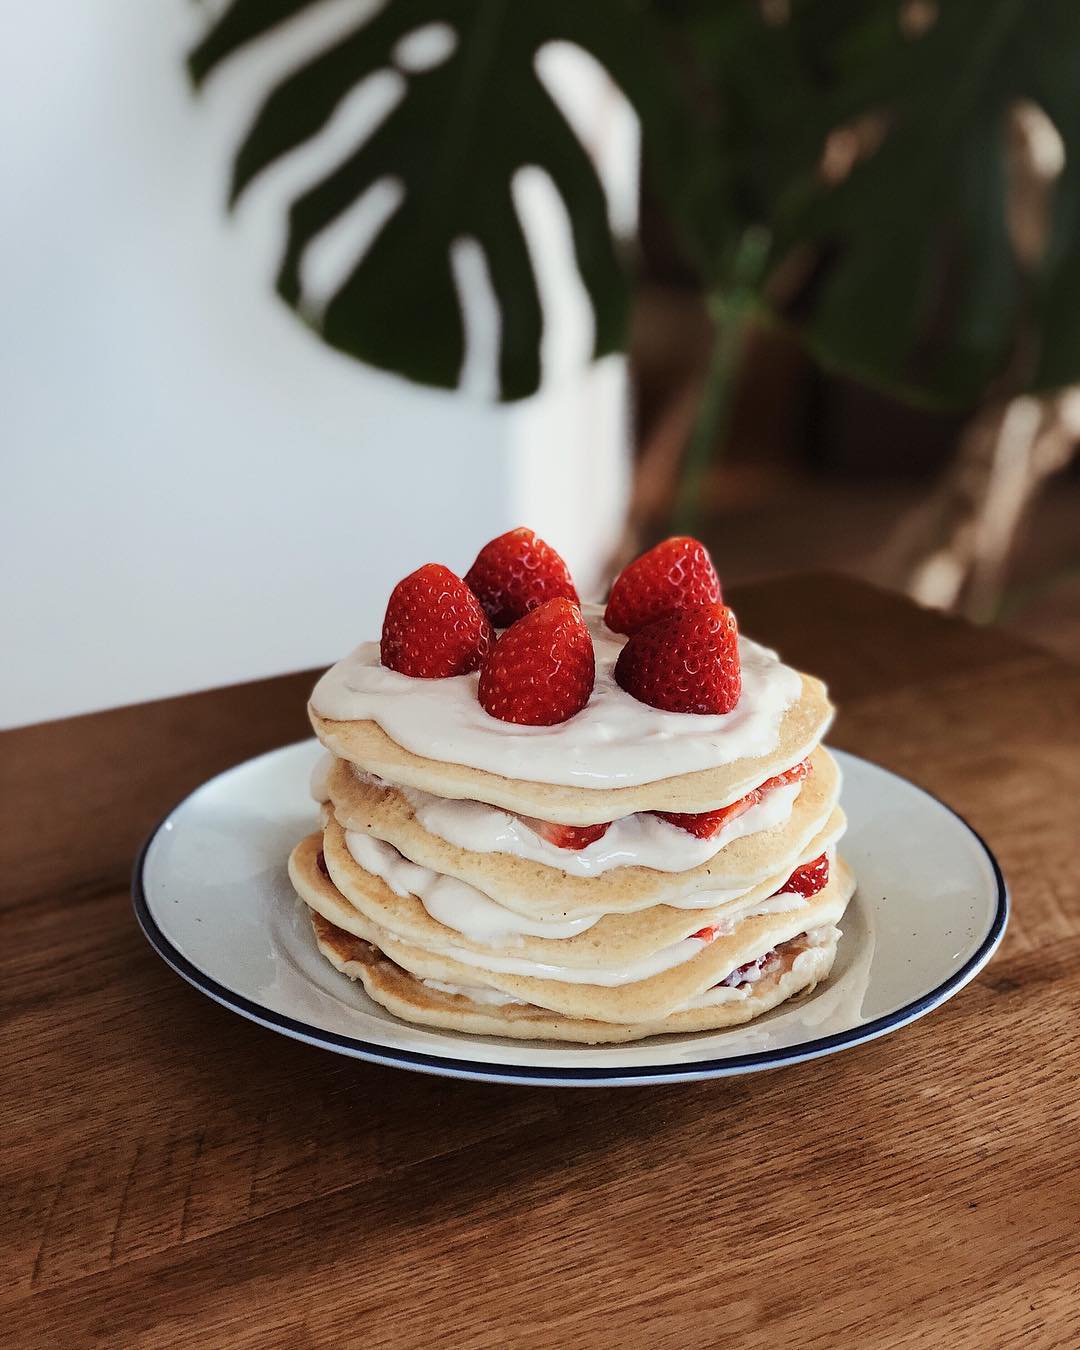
[
  {"x1": 404, "y1": 779, "x2": 802, "y2": 876},
  {"x1": 311, "y1": 608, "x2": 802, "y2": 788},
  {"x1": 673, "y1": 925, "x2": 838, "y2": 1010},
  {"x1": 422, "y1": 931, "x2": 837, "y2": 1015},
  {"x1": 665, "y1": 843, "x2": 835, "y2": 914},
  {"x1": 666, "y1": 888, "x2": 807, "y2": 917},
  {"x1": 412, "y1": 880, "x2": 829, "y2": 987},
  {"x1": 418, "y1": 931, "x2": 709, "y2": 987},
  {"x1": 421, "y1": 979, "x2": 524, "y2": 1007},
  {"x1": 674, "y1": 983, "x2": 753, "y2": 1008},
  {"x1": 342, "y1": 831, "x2": 826, "y2": 978},
  {"x1": 344, "y1": 831, "x2": 599, "y2": 942}
]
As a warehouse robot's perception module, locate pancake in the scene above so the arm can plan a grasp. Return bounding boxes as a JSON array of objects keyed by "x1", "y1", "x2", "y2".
[
  {"x1": 310, "y1": 910, "x2": 840, "y2": 1044},
  {"x1": 309, "y1": 672, "x2": 832, "y2": 824},
  {"x1": 317, "y1": 812, "x2": 843, "y2": 969},
  {"x1": 325, "y1": 746, "x2": 843, "y2": 919},
  {"x1": 289, "y1": 833, "x2": 855, "y2": 1023}
]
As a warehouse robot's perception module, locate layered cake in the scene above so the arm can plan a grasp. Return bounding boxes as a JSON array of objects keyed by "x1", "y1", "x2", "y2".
[{"x1": 289, "y1": 530, "x2": 853, "y2": 1043}]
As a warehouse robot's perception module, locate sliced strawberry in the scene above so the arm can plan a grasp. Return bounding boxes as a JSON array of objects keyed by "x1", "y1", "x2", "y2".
[
  {"x1": 465, "y1": 527, "x2": 578, "y2": 627},
  {"x1": 657, "y1": 799, "x2": 749, "y2": 840},
  {"x1": 605, "y1": 536, "x2": 721, "y2": 635},
  {"x1": 656, "y1": 758, "x2": 812, "y2": 838},
  {"x1": 759, "y1": 759, "x2": 813, "y2": 793},
  {"x1": 523, "y1": 818, "x2": 610, "y2": 850},
  {"x1": 614, "y1": 603, "x2": 740, "y2": 715},
  {"x1": 721, "y1": 949, "x2": 778, "y2": 987},
  {"x1": 780, "y1": 853, "x2": 830, "y2": 898},
  {"x1": 689, "y1": 923, "x2": 723, "y2": 943},
  {"x1": 380, "y1": 563, "x2": 494, "y2": 678},
  {"x1": 478, "y1": 598, "x2": 594, "y2": 726},
  {"x1": 657, "y1": 799, "x2": 751, "y2": 839}
]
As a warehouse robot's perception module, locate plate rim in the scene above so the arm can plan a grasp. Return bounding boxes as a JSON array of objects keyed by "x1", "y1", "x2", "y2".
[{"x1": 131, "y1": 744, "x2": 1009, "y2": 1087}]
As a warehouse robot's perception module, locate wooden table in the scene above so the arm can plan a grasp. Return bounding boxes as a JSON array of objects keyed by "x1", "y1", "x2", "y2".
[{"x1": 4, "y1": 576, "x2": 1078, "y2": 1349}]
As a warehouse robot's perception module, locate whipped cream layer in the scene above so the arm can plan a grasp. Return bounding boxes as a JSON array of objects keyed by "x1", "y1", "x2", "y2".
[
  {"x1": 346, "y1": 823, "x2": 828, "y2": 985},
  {"x1": 345, "y1": 831, "x2": 599, "y2": 942},
  {"x1": 422, "y1": 979, "x2": 525, "y2": 1007},
  {"x1": 404, "y1": 779, "x2": 802, "y2": 876},
  {"x1": 416, "y1": 924, "x2": 837, "y2": 1007},
  {"x1": 388, "y1": 881, "x2": 821, "y2": 985},
  {"x1": 311, "y1": 608, "x2": 802, "y2": 789},
  {"x1": 672, "y1": 925, "x2": 838, "y2": 1010}
]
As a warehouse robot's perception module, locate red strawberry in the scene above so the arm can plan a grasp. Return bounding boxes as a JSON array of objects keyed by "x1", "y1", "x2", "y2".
[
  {"x1": 605, "y1": 536, "x2": 721, "y2": 635},
  {"x1": 380, "y1": 563, "x2": 493, "y2": 678},
  {"x1": 721, "y1": 949, "x2": 778, "y2": 987},
  {"x1": 780, "y1": 853, "x2": 830, "y2": 898},
  {"x1": 614, "y1": 603, "x2": 741, "y2": 715},
  {"x1": 465, "y1": 527, "x2": 579, "y2": 627},
  {"x1": 759, "y1": 759, "x2": 813, "y2": 793},
  {"x1": 689, "y1": 923, "x2": 725, "y2": 943},
  {"x1": 522, "y1": 818, "x2": 610, "y2": 850},
  {"x1": 658, "y1": 798, "x2": 751, "y2": 840},
  {"x1": 656, "y1": 758, "x2": 811, "y2": 838},
  {"x1": 478, "y1": 598, "x2": 594, "y2": 726}
]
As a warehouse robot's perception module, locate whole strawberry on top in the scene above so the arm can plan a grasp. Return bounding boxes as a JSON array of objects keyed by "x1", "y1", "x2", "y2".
[
  {"x1": 605, "y1": 536, "x2": 721, "y2": 635},
  {"x1": 478, "y1": 598, "x2": 594, "y2": 726},
  {"x1": 614, "y1": 602, "x2": 741, "y2": 714},
  {"x1": 465, "y1": 527, "x2": 578, "y2": 628},
  {"x1": 380, "y1": 563, "x2": 493, "y2": 678}
]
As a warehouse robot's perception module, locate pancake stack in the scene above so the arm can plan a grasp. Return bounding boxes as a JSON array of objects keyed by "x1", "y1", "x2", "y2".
[{"x1": 288, "y1": 532, "x2": 853, "y2": 1043}]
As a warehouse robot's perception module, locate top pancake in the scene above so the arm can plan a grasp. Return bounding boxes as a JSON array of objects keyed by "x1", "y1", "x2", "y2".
[{"x1": 309, "y1": 672, "x2": 832, "y2": 824}]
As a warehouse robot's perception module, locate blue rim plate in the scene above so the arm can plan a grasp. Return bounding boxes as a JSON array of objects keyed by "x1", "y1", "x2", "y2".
[{"x1": 133, "y1": 743, "x2": 1007, "y2": 1087}]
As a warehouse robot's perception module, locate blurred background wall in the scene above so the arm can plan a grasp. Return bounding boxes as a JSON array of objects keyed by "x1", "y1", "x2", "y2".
[
  {"x1": 2, "y1": 2, "x2": 634, "y2": 727},
  {"x1": 5, "y1": 1, "x2": 1078, "y2": 730}
]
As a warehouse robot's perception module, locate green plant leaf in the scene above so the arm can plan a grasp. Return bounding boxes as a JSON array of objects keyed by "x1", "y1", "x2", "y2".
[
  {"x1": 655, "y1": 0, "x2": 1080, "y2": 406},
  {"x1": 191, "y1": 0, "x2": 662, "y2": 400}
]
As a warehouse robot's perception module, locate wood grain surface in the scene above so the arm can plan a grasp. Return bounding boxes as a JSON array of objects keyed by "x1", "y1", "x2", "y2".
[{"x1": 3, "y1": 575, "x2": 1078, "y2": 1350}]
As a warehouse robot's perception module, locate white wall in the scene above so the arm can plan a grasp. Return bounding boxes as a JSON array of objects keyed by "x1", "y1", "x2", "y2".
[{"x1": 2, "y1": 2, "x2": 634, "y2": 727}]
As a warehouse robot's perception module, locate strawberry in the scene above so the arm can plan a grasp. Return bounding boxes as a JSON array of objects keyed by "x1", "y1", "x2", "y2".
[
  {"x1": 760, "y1": 759, "x2": 812, "y2": 793},
  {"x1": 780, "y1": 853, "x2": 830, "y2": 898},
  {"x1": 613, "y1": 603, "x2": 741, "y2": 715},
  {"x1": 523, "y1": 818, "x2": 610, "y2": 850},
  {"x1": 658, "y1": 802, "x2": 746, "y2": 840},
  {"x1": 689, "y1": 923, "x2": 725, "y2": 943},
  {"x1": 656, "y1": 759, "x2": 811, "y2": 838},
  {"x1": 605, "y1": 536, "x2": 721, "y2": 635},
  {"x1": 380, "y1": 563, "x2": 493, "y2": 678},
  {"x1": 465, "y1": 527, "x2": 578, "y2": 627},
  {"x1": 478, "y1": 598, "x2": 594, "y2": 726},
  {"x1": 721, "y1": 949, "x2": 778, "y2": 987}
]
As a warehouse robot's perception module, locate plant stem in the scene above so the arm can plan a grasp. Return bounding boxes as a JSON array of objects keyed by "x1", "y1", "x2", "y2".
[
  {"x1": 671, "y1": 229, "x2": 768, "y2": 536},
  {"x1": 670, "y1": 291, "x2": 751, "y2": 536}
]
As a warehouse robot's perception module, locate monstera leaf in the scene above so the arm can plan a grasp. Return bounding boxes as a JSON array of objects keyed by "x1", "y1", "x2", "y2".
[
  {"x1": 190, "y1": 0, "x2": 662, "y2": 400},
  {"x1": 194, "y1": 0, "x2": 1080, "y2": 411},
  {"x1": 657, "y1": 0, "x2": 1080, "y2": 405}
]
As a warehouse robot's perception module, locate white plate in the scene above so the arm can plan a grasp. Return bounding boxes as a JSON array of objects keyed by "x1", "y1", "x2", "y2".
[{"x1": 133, "y1": 742, "x2": 1007, "y2": 1087}]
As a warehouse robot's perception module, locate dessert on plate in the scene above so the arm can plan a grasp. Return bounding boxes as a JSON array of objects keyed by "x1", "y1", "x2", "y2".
[{"x1": 288, "y1": 529, "x2": 854, "y2": 1043}]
